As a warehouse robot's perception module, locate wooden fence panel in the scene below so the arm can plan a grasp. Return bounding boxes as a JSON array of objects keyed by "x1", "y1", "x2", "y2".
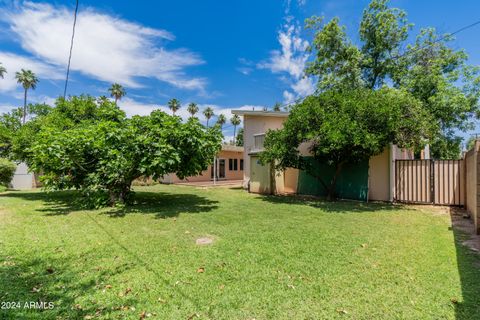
[{"x1": 395, "y1": 159, "x2": 464, "y2": 206}]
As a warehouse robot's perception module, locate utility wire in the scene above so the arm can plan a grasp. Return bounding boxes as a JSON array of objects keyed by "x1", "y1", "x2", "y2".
[{"x1": 63, "y1": 0, "x2": 79, "y2": 99}]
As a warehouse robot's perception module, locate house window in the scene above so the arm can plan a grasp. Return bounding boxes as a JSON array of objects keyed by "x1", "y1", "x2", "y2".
[
  {"x1": 229, "y1": 159, "x2": 239, "y2": 171},
  {"x1": 240, "y1": 159, "x2": 244, "y2": 170}
]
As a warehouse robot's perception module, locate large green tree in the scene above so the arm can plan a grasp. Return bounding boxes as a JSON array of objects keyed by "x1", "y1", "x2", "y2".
[
  {"x1": 15, "y1": 69, "x2": 39, "y2": 124},
  {"x1": 25, "y1": 96, "x2": 222, "y2": 207},
  {"x1": 261, "y1": 88, "x2": 432, "y2": 200},
  {"x1": 305, "y1": 0, "x2": 480, "y2": 158}
]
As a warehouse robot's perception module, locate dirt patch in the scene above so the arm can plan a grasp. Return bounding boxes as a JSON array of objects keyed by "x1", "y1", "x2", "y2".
[
  {"x1": 450, "y1": 207, "x2": 480, "y2": 253},
  {"x1": 196, "y1": 237, "x2": 214, "y2": 245}
]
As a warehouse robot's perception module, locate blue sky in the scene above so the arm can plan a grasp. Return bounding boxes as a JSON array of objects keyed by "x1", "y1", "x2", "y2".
[{"x1": 0, "y1": 0, "x2": 479, "y2": 143}]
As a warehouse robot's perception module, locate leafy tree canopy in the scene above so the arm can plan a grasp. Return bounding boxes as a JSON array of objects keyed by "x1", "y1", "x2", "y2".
[
  {"x1": 305, "y1": 0, "x2": 480, "y2": 158},
  {"x1": 261, "y1": 88, "x2": 432, "y2": 199},
  {"x1": 9, "y1": 95, "x2": 222, "y2": 207}
]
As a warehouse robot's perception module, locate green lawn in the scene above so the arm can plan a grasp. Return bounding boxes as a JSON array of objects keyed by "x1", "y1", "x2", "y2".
[{"x1": 1, "y1": 184, "x2": 479, "y2": 319}]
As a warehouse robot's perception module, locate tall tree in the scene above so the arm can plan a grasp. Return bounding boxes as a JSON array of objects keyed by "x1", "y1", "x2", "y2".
[
  {"x1": 359, "y1": 0, "x2": 411, "y2": 89},
  {"x1": 0, "y1": 63, "x2": 6, "y2": 79},
  {"x1": 273, "y1": 102, "x2": 282, "y2": 112},
  {"x1": 304, "y1": 0, "x2": 480, "y2": 158},
  {"x1": 230, "y1": 114, "x2": 241, "y2": 145},
  {"x1": 168, "y1": 98, "x2": 181, "y2": 115},
  {"x1": 187, "y1": 102, "x2": 199, "y2": 118},
  {"x1": 261, "y1": 88, "x2": 432, "y2": 199},
  {"x1": 216, "y1": 114, "x2": 226, "y2": 130},
  {"x1": 203, "y1": 107, "x2": 214, "y2": 127},
  {"x1": 15, "y1": 69, "x2": 38, "y2": 124},
  {"x1": 108, "y1": 83, "x2": 126, "y2": 106},
  {"x1": 23, "y1": 96, "x2": 222, "y2": 207}
]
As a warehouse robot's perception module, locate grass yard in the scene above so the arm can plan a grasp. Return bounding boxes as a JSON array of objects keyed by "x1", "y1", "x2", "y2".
[{"x1": 1, "y1": 184, "x2": 479, "y2": 319}]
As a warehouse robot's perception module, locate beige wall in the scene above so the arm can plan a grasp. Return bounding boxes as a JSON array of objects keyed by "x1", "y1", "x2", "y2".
[
  {"x1": 243, "y1": 115, "x2": 287, "y2": 188},
  {"x1": 164, "y1": 149, "x2": 244, "y2": 183},
  {"x1": 465, "y1": 141, "x2": 480, "y2": 234},
  {"x1": 369, "y1": 148, "x2": 390, "y2": 202}
]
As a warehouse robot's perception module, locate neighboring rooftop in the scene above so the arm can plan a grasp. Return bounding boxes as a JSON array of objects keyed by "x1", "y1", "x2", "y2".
[
  {"x1": 231, "y1": 110, "x2": 289, "y2": 117},
  {"x1": 221, "y1": 144, "x2": 244, "y2": 152}
]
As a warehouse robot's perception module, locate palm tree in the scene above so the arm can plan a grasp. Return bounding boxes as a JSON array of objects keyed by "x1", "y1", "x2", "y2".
[
  {"x1": 168, "y1": 98, "x2": 181, "y2": 115},
  {"x1": 273, "y1": 102, "x2": 282, "y2": 112},
  {"x1": 15, "y1": 69, "x2": 38, "y2": 124},
  {"x1": 0, "y1": 63, "x2": 6, "y2": 79},
  {"x1": 203, "y1": 107, "x2": 214, "y2": 127},
  {"x1": 187, "y1": 102, "x2": 199, "y2": 118},
  {"x1": 108, "y1": 83, "x2": 126, "y2": 106},
  {"x1": 230, "y1": 114, "x2": 241, "y2": 144},
  {"x1": 216, "y1": 114, "x2": 226, "y2": 130}
]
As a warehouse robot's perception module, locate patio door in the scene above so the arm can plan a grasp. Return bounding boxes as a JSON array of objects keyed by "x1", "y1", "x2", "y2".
[
  {"x1": 211, "y1": 158, "x2": 226, "y2": 179},
  {"x1": 218, "y1": 159, "x2": 226, "y2": 179}
]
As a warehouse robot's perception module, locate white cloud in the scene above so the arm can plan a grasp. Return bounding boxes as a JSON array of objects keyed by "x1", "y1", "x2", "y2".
[
  {"x1": 3, "y1": 2, "x2": 206, "y2": 91},
  {"x1": 258, "y1": 21, "x2": 314, "y2": 104},
  {"x1": 0, "y1": 51, "x2": 63, "y2": 92}
]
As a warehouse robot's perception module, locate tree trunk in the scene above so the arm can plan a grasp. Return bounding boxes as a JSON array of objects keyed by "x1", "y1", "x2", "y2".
[
  {"x1": 326, "y1": 162, "x2": 345, "y2": 201},
  {"x1": 114, "y1": 96, "x2": 118, "y2": 106},
  {"x1": 22, "y1": 89, "x2": 27, "y2": 125},
  {"x1": 207, "y1": 119, "x2": 209, "y2": 127},
  {"x1": 108, "y1": 183, "x2": 132, "y2": 206},
  {"x1": 233, "y1": 125, "x2": 237, "y2": 145}
]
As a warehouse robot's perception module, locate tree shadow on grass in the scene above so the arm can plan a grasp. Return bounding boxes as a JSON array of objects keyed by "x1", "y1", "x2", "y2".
[
  {"x1": 449, "y1": 209, "x2": 480, "y2": 320},
  {"x1": 0, "y1": 190, "x2": 219, "y2": 219},
  {"x1": 257, "y1": 193, "x2": 409, "y2": 213},
  {"x1": 0, "y1": 253, "x2": 138, "y2": 319}
]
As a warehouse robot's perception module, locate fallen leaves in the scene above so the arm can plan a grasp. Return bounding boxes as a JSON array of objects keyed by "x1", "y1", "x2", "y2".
[
  {"x1": 336, "y1": 308, "x2": 348, "y2": 315},
  {"x1": 197, "y1": 267, "x2": 205, "y2": 273}
]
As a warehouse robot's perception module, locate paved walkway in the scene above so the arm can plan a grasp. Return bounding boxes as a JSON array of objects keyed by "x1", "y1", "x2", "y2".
[{"x1": 175, "y1": 180, "x2": 243, "y2": 188}]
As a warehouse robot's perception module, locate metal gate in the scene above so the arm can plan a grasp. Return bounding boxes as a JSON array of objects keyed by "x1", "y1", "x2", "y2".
[{"x1": 395, "y1": 160, "x2": 464, "y2": 206}]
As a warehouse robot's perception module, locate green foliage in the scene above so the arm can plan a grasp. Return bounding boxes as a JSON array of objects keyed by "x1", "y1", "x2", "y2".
[
  {"x1": 235, "y1": 127, "x2": 244, "y2": 146},
  {"x1": 305, "y1": 0, "x2": 480, "y2": 158},
  {"x1": 272, "y1": 102, "x2": 282, "y2": 112},
  {"x1": 187, "y1": 102, "x2": 199, "y2": 117},
  {"x1": 216, "y1": 114, "x2": 227, "y2": 128},
  {"x1": 0, "y1": 108, "x2": 22, "y2": 158},
  {"x1": 15, "y1": 69, "x2": 39, "y2": 124},
  {"x1": 0, "y1": 158, "x2": 16, "y2": 186},
  {"x1": 167, "y1": 98, "x2": 181, "y2": 115},
  {"x1": 203, "y1": 107, "x2": 214, "y2": 127},
  {"x1": 108, "y1": 83, "x2": 126, "y2": 105},
  {"x1": 26, "y1": 96, "x2": 222, "y2": 207},
  {"x1": 430, "y1": 134, "x2": 462, "y2": 160},
  {"x1": 261, "y1": 88, "x2": 431, "y2": 199},
  {"x1": 466, "y1": 136, "x2": 477, "y2": 151}
]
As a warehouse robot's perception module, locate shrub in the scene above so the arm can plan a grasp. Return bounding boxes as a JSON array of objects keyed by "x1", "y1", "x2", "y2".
[{"x1": 0, "y1": 158, "x2": 16, "y2": 186}]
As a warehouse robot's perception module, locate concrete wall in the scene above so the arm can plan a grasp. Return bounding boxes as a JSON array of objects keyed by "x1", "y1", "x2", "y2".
[
  {"x1": 243, "y1": 115, "x2": 286, "y2": 188},
  {"x1": 10, "y1": 162, "x2": 35, "y2": 190},
  {"x1": 368, "y1": 148, "x2": 390, "y2": 201},
  {"x1": 465, "y1": 141, "x2": 480, "y2": 234}
]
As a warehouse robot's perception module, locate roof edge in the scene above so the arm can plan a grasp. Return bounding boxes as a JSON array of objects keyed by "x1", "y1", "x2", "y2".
[{"x1": 231, "y1": 110, "x2": 289, "y2": 117}]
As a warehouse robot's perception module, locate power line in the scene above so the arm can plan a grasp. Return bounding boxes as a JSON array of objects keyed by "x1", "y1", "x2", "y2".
[{"x1": 63, "y1": 0, "x2": 79, "y2": 99}]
